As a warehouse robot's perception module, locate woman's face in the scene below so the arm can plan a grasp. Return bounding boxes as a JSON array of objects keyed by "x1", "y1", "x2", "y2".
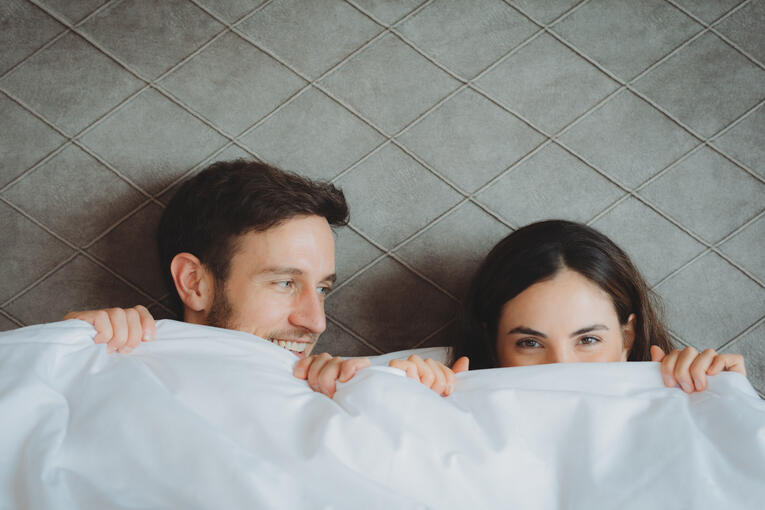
[{"x1": 495, "y1": 268, "x2": 635, "y2": 368}]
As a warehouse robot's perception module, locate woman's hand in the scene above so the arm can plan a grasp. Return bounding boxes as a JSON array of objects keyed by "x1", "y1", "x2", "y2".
[
  {"x1": 64, "y1": 306, "x2": 155, "y2": 354},
  {"x1": 650, "y1": 345, "x2": 746, "y2": 393},
  {"x1": 388, "y1": 355, "x2": 469, "y2": 397},
  {"x1": 293, "y1": 353, "x2": 371, "y2": 398}
]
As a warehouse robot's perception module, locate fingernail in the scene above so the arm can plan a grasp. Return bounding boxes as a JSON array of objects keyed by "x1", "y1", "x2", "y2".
[
  {"x1": 144, "y1": 331, "x2": 152, "y2": 341},
  {"x1": 122, "y1": 347, "x2": 133, "y2": 354},
  {"x1": 446, "y1": 384, "x2": 454, "y2": 396},
  {"x1": 681, "y1": 383, "x2": 691, "y2": 393},
  {"x1": 106, "y1": 346, "x2": 115, "y2": 354}
]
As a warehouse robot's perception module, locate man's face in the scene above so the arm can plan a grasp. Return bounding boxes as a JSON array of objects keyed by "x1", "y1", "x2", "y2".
[{"x1": 205, "y1": 215, "x2": 336, "y2": 358}]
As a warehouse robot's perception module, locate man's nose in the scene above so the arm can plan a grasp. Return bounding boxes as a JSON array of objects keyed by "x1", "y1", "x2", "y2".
[{"x1": 289, "y1": 288, "x2": 326, "y2": 334}]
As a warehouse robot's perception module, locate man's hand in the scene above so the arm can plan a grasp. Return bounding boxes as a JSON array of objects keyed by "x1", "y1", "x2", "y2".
[
  {"x1": 293, "y1": 353, "x2": 372, "y2": 398},
  {"x1": 388, "y1": 355, "x2": 469, "y2": 397},
  {"x1": 64, "y1": 306, "x2": 155, "y2": 354},
  {"x1": 651, "y1": 345, "x2": 746, "y2": 393}
]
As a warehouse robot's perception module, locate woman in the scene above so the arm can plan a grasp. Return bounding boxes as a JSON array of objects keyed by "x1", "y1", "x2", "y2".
[{"x1": 446, "y1": 219, "x2": 746, "y2": 393}]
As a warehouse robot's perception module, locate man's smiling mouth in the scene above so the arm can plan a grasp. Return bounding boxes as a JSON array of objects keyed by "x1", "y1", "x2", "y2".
[{"x1": 265, "y1": 338, "x2": 310, "y2": 355}]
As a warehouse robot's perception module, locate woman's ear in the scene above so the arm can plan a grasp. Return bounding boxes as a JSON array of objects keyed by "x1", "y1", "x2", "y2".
[
  {"x1": 170, "y1": 253, "x2": 214, "y2": 318},
  {"x1": 620, "y1": 313, "x2": 636, "y2": 361}
]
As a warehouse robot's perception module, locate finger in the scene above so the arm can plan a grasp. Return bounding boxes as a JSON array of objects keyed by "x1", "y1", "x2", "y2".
[
  {"x1": 120, "y1": 308, "x2": 143, "y2": 354},
  {"x1": 307, "y1": 353, "x2": 333, "y2": 391},
  {"x1": 689, "y1": 349, "x2": 717, "y2": 392},
  {"x1": 451, "y1": 356, "x2": 469, "y2": 374},
  {"x1": 659, "y1": 349, "x2": 680, "y2": 388},
  {"x1": 135, "y1": 305, "x2": 155, "y2": 342},
  {"x1": 106, "y1": 309, "x2": 129, "y2": 354},
  {"x1": 293, "y1": 356, "x2": 315, "y2": 379},
  {"x1": 389, "y1": 360, "x2": 419, "y2": 380},
  {"x1": 338, "y1": 357, "x2": 370, "y2": 383},
  {"x1": 708, "y1": 354, "x2": 746, "y2": 376},
  {"x1": 409, "y1": 355, "x2": 435, "y2": 388},
  {"x1": 91, "y1": 311, "x2": 114, "y2": 345},
  {"x1": 425, "y1": 358, "x2": 447, "y2": 396},
  {"x1": 650, "y1": 345, "x2": 666, "y2": 363},
  {"x1": 673, "y1": 347, "x2": 699, "y2": 393},
  {"x1": 316, "y1": 358, "x2": 344, "y2": 398},
  {"x1": 439, "y1": 363, "x2": 457, "y2": 396}
]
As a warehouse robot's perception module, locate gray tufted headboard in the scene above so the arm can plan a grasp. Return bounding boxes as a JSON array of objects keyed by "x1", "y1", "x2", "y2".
[{"x1": 2, "y1": 0, "x2": 763, "y2": 395}]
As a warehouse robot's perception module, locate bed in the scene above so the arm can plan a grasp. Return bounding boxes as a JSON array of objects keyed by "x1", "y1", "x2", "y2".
[{"x1": 1, "y1": 320, "x2": 763, "y2": 509}]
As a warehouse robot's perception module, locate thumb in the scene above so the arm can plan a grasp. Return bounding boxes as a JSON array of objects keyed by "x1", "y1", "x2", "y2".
[
  {"x1": 452, "y1": 356, "x2": 470, "y2": 373},
  {"x1": 650, "y1": 345, "x2": 666, "y2": 362}
]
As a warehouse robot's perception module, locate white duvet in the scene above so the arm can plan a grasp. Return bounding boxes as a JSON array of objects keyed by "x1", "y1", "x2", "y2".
[{"x1": 0, "y1": 320, "x2": 763, "y2": 509}]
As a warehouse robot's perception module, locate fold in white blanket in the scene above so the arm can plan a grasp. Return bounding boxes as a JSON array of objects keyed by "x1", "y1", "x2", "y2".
[{"x1": 1, "y1": 320, "x2": 763, "y2": 509}]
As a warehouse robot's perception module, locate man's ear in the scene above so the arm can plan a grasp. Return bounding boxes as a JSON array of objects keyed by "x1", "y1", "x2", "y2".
[
  {"x1": 170, "y1": 253, "x2": 214, "y2": 315},
  {"x1": 620, "y1": 313, "x2": 636, "y2": 361}
]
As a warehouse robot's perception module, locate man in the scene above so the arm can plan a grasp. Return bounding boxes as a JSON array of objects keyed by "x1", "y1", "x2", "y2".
[{"x1": 66, "y1": 160, "x2": 465, "y2": 397}]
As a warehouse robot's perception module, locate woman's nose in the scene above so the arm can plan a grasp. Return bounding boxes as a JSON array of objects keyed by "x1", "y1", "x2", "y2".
[{"x1": 547, "y1": 347, "x2": 572, "y2": 364}]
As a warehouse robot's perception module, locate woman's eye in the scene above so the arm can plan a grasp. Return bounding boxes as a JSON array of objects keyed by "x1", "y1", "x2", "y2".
[
  {"x1": 579, "y1": 336, "x2": 600, "y2": 345},
  {"x1": 516, "y1": 338, "x2": 541, "y2": 348}
]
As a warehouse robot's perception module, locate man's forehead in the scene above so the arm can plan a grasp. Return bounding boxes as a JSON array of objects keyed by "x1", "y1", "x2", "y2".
[{"x1": 230, "y1": 216, "x2": 336, "y2": 274}]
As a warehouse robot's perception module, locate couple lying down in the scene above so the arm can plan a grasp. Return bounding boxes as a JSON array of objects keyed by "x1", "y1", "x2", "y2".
[{"x1": 64, "y1": 161, "x2": 747, "y2": 399}]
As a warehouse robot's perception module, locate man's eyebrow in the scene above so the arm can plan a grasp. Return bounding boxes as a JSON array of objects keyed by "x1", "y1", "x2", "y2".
[
  {"x1": 260, "y1": 267, "x2": 337, "y2": 283},
  {"x1": 508, "y1": 326, "x2": 547, "y2": 338},
  {"x1": 571, "y1": 324, "x2": 609, "y2": 337}
]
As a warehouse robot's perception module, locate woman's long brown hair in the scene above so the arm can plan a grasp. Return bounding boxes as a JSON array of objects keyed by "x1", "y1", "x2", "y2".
[{"x1": 454, "y1": 220, "x2": 674, "y2": 369}]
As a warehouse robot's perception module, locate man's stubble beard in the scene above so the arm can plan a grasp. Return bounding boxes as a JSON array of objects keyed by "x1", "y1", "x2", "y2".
[
  {"x1": 206, "y1": 280, "x2": 237, "y2": 331},
  {"x1": 204, "y1": 279, "x2": 320, "y2": 351}
]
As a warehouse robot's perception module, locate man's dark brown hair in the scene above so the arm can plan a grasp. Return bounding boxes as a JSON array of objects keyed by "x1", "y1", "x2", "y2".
[{"x1": 157, "y1": 160, "x2": 349, "y2": 315}]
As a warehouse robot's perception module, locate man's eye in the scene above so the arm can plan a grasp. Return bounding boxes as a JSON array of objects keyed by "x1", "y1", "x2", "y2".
[
  {"x1": 516, "y1": 338, "x2": 541, "y2": 348},
  {"x1": 579, "y1": 336, "x2": 601, "y2": 345},
  {"x1": 275, "y1": 281, "x2": 293, "y2": 289},
  {"x1": 317, "y1": 286, "x2": 331, "y2": 296}
]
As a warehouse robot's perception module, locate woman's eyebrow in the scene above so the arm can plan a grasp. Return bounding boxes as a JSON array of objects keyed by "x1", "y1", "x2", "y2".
[
  {"x1": 508, "y1": 326, "x2": 546, "y2": 338},
  {"x1": 570, "y1": 324, "x2": 608, "y2": 337}
]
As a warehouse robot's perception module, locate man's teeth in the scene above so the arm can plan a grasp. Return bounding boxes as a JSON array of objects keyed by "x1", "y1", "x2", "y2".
[{"x1": 267, "y1": 339, "x2": 308, "y2": 352}]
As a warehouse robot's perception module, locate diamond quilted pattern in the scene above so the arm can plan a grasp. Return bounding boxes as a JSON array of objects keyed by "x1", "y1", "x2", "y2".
[
  {"x1": 79, "y1": 0, "x2": 224, "y2": 79},
  {"x1": 319, "y1": 33, "x2": 459, "y2": 134},
  {"x1": 0, "y1": 94, "x2": 66, "y2": 188},
  {"x1": 0, "y1": 1, "x2": 64, "y2": 75},
  {"x1": 639, "y1": 146, "x2": 765, "y2": 243},
  {"x1": 656, "y1": 252, "x2": 765, "y2": 351},
  {"x1": 634, "y1": 32, "x2": 765, "y2": 138},
  {"x1": 0, "y1": 31, "x2": 144, "y2": 134},
  {"x1": 240, "y1": 87, "x2": 384, "y2": 180},
  {"x1": 398, "y1": 88, "x2": 544, "y2": 192},
  {"x1": 79, "y1": 89, "x2": 228, "y2": 194},
  {"x1": 335, "y1": 144, "x2": 462, "y2": 248},
  {"x1": 160, "y1": 32, "x2": 306, "y2": 135},
  {"x1": 325, "y1": 256, "x2": 457, "y2": 352},
  {"x1": 476, "y1": 33, "x2": 619, "y2": 134},
  {"x1": 238, "y1": 0, "x2": 382, "y2": 79},
  {"x1": 553, "y1": 0, "x2": 701, "y2": 81},
  {"x1": 559, "y1": 90, "x2": 698, "y2": 189},
  {"x1": 397, "y1": 0, "x2": 537, "y2": 78},
  {"x1": 477, "y1": 143, "x2": 624, "y2": 225}
]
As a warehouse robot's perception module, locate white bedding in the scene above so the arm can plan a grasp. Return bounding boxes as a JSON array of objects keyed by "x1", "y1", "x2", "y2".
[{"x1": 1, "y1": 320, "x2": 763, "y2": 509}]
